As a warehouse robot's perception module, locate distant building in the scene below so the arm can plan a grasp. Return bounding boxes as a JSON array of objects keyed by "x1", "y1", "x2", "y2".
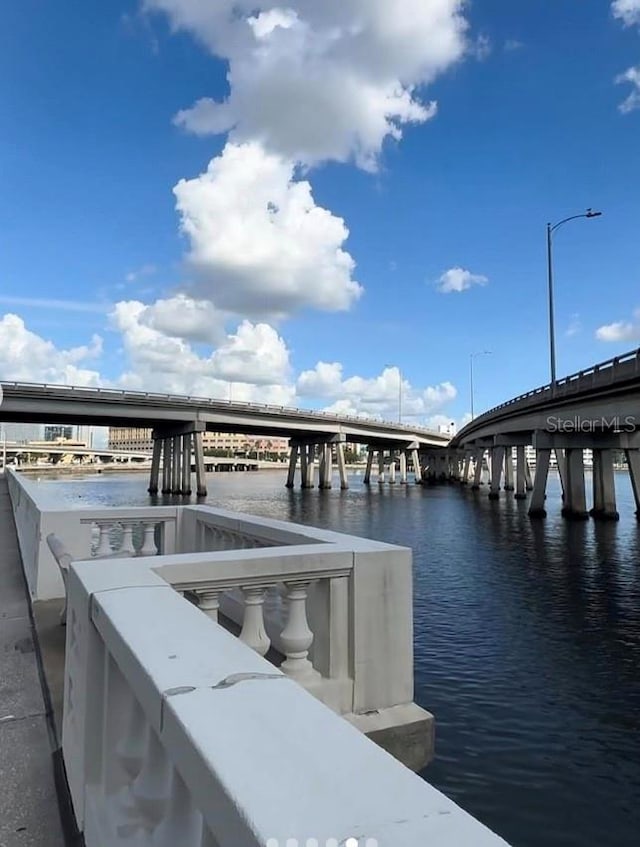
[
  {"x1": 44, "y1": 425, "x2": 74, "y2": 442},
  {"x1": 108, "y1": 427, "x2": 289, "y2": 457},
  {"x1": 0, "y1": 423, "x2": 43, "y2": 443}
]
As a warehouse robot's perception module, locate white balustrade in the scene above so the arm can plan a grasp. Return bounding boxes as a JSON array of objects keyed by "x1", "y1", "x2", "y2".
[
  {"x1": 279, "y1": 581, "x2": 319, "y2": 681},
  {"x1": 239, "y1": 586, "x2": 271, "y2": 656}
]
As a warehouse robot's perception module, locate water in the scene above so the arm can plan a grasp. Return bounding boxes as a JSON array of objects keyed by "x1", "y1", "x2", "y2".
[{"x1": 35, "y1": 468, "x2": 640, "y2": 847}]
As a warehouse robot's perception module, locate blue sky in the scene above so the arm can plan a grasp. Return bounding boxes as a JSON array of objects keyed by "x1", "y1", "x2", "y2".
[{"x1": 1, "y1": 0, "x2": 639, "y2": 428}]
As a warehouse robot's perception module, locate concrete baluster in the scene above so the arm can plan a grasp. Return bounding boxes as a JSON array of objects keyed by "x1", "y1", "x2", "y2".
[
  {"x1": 120, "y1": 522, "x2": 136, "y2": 556},
  {"x1": 280, "y1": 582, "x2": 318, "y2": 681},
  {"x1": 515, "y1": 445, "x2": 527, "y2": 499},
  {"x1": 504, "y1": 447, "x2": 515, "y2": 491},
  {"x1": 562, "y1": 448, "x2": 588, "y2": 520},
  {"x1": 529, "y1": 448, "x2": 550, "y2": 517},
  {"x1": 95, "y1": 522, "x2": 113, "y2": 557},
  {"x1": 239, "y1": 587, "x2": 270, "y2": 656},
  {"x1": 197, "y1": 589, "x2": 221, "y2": 623},
  {"x1": 139, "y1": 522, "x2": 158, "y2": 557}
]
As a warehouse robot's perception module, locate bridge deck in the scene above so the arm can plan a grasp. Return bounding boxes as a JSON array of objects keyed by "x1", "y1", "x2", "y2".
[{"x1": 0, "y1": 476, "x2": 65, "y2": 846}]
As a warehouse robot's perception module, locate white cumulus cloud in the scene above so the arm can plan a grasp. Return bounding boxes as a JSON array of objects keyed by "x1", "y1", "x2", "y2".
[
  {"x1": 595, "y1": 309, "x2": 640, "y2": 342},
  {"x1": 147, "y1": 0, "x2": 468, "y2": 170},
  {"x1": 613, "y1": 0, "x2": 640, "y2": 27},
  {"x1": 436, "y1": 266, "x2": 488, "y2": 294},
  {"x1": 0, "y1": 314, "x2": 103, "y2": 385},
  {"x1": 174, "y1": 141, "x2": 361, "y2": 319},
  {"x1": 138, "y1": 294, "x2": 224, "y2": 344},
  {"x1": 297, "y1": 362, "x2": 456, "y2": 421},
  {"x1": 616, "y1": 65, "x2": 640, "y2": 112}
]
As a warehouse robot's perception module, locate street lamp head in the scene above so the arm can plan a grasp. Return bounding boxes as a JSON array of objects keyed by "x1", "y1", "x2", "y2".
[{"x1": 585, "y1": 208, "x2": 602, "y2": 218}]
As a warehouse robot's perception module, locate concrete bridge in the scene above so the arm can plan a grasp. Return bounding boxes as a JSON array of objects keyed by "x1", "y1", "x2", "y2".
[
  {"x1": 1, "y1": 381, "x2": 449, "y2": 497},
  {"x1": 438, "y1": 347, "x2": 640, "y2": 520}
]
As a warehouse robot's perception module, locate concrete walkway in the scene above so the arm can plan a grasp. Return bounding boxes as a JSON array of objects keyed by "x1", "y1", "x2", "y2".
[{"x1": 0, "y1": 476, "x2": 66, "y2": 846}]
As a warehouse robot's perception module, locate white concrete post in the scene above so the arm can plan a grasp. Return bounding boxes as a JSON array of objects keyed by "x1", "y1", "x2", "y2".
[
  {"x1": 515, "y1": 445, "x2": 527, "y2": 499},
  {"x1": 299, "y1": 442, "x2": 309, "y2": 488},
  {"x1": 504, "y1": 447, "x2": 515, "y2": 491},
  {"x1": 489, "y1": 447, "x2": 505, "y2": 500},
  {"x1": 306, "y1": 445, "x2": 316, "y2": 489},
  {"x1": 562, "y1": 448, "x2": 588, "y2": 520},
  {"x1": 320, "y1": 443, "x2": 333, "y2": 489},
  {"x1": 388, "y1": 451, "x2": 396, "y2": 484},
  {"x1": 196, "y1": 589, "x2": 221, "y2": 623},
  {"x1": 411, "y1": 449, "x2": 422, "y2": 484},
  {"x1": 399, "y1": 452, "x2": 408, "y2": 484},
  {"x1": 280, "y1": 582, "x2": 318, "y2": 681},
  {"x1": 239, "y1": 587, "x2": 270, "y2": 656},
  {"x1": 336, "y1": 442, "x2": 348, "y2": 490},
  {"x1": 286, "y1": 444, "x2": 298, "y2": 489},
  {"x1": 529, "y1": 448, "x2": 550, "y2": 517}
]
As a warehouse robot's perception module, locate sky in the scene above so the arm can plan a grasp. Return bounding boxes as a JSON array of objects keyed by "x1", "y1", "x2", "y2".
[{"x1": 1, "y1": 0, "x2": 639, "y2": 431}]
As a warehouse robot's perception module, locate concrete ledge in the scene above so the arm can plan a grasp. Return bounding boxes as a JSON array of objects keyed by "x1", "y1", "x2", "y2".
[{"x1": 344, "y1": 702, "x2": 435, "y2": 772}]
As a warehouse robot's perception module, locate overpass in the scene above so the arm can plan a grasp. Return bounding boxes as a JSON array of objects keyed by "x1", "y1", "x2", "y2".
[
  {"x1": 0, "y1": 381, "x2": 449, "y2": 496},
  {"x1": 443, "y1": 347, "x2": 640, "y2": 520}
]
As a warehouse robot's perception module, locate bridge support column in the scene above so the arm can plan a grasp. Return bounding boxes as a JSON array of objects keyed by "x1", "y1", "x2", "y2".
[
  {"x1": 378, "y1": 450, "x2": 385, "y2": 484},
  {"x1": 411, "y1": 449, "x2": 422, "y2": 484},
  {"x1": 172, "y1": 436, "x2": 182, "y2": 494},
  {"x1": 515, "y1": 445, "x2": 527, "y2": 499},
  {"x1": 555, "y1": 449, "x2": 567, "y2": 502},
  {"x1": 471, "y1": 448, "x2": 484, "y2": 490},
  {"x1": 399, "y1": 452, "x2": 408, "y2": 484},
  {"x1": 529, "y1": 449, "x2": 550, "y2": 517},
  {"x1": 336, "y1": 442, "x2": 348, "y2": 490},
  {"x1": 286, "y1": 444, "x2": 299, "y2": 488},
  {"x1": 319, "y1": 444, "x2": 333, "y2": 489},
  {"x1": 562, "y1": 449, "x2": 588, "y2": 520},
  {"x1": 388, "y1": 451, "x2": 396, "y2": 484},
  {"x1": 488, "y1": 447, "x2": 505, "y2": 499},
  {"x1": 194, "y1": 431, "x2": 207, "y2": 497},
  {"x1": 363, "y1": 447, "x2": 374, "y2": 485},
  {"x1": 504, "y1": 447, "x2": 515, "y2": 491},
  {"x1": 182, "y1": 434, "x2": 192, "y2": 496},
  {"x1": 591, "y1": 449, "x2": 619, "y2": 520},
  {"x1": 299, "y1": 443, "x2": 309, "y2": 488},
  {"x1": 162, "y1": 438, "x2": 171, "y2": 494},
  {"x1": 461, "y1": 453, "x2": 471, "y2": 485},
  {"x1": 524, "y1": 458, "x2": 534, "y2": 490},
  {"x1": 625, "y1": 449, "x2": 640, "y2": 518},
  {"x1": 148, "y1": 438, "x2": 162, "y2": 494}
]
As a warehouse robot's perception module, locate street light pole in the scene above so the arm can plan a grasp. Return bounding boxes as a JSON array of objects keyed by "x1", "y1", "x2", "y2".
[
  {"x1": 546, "y1": 208, "x2": 602, "y2": 394},
  {"x1": 470, "y1": 351, "x2": 491, "y2": 420},
  {"x1": 398, "y1": 368, "x2": 402, "y2": 424}
]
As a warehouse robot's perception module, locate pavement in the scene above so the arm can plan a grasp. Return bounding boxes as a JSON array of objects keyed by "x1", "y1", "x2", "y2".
[{"x1": 0, "y1": 476, "x2": 66, "y2": 847}]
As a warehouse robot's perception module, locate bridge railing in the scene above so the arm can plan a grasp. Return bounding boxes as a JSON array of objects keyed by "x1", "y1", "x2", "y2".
[
  {"x1": 459, "y1": 346, "x2": 640, "y2": 433},
  {"x1": 0, "y1": 379, "x2": 446, "y2": 438},
  {"x1": 64, "y1": 555, "x2": 509, "y2": 846}
]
